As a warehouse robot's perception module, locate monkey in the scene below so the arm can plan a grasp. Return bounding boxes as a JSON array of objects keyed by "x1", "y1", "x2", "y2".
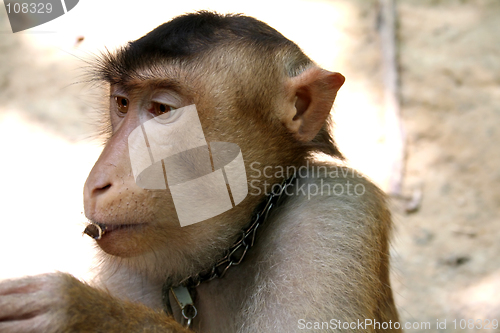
[{"x1": 0, "y1": 11, "x2": 400, "y2": 333}]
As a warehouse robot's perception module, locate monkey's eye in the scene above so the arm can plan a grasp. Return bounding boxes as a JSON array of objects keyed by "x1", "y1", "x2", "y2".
[
  {"x1": 114, "y1": 96, "x2": 129, "y2": 114},
  {"x1": 150, "y1": 102, "x2": 176, "y2": 117}
]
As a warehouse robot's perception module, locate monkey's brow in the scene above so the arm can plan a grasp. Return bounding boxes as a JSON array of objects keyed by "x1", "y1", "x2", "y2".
[{"x1": 119, "y1": 79, "x2": 183, "y2": 93}]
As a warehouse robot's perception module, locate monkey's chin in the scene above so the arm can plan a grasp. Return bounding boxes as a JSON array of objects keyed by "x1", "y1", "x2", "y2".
[{"x1": 95, "y1": 224, "x2": 151, "y2": 258}]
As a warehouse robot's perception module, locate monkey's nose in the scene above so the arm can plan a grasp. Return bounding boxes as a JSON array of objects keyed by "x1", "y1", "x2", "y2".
[
  {"x1": 85, "y1": 171, "x2": 113, "y2": 198},
  {"x1": 83, "y1": 170, "x2": 114, "y2": 217},
  {"x1": 92, "y1": 182, "x2": 112, "y2": 196}
]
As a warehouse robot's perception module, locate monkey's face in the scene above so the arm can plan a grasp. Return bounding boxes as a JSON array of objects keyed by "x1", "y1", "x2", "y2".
[{"x1": 83, "y1": 72, "x2": 269, "y2": 259}]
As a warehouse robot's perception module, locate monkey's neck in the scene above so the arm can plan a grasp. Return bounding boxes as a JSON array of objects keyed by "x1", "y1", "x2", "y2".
[{"x1": 162, "y1": 174, "x2": 296, "y2": 327}]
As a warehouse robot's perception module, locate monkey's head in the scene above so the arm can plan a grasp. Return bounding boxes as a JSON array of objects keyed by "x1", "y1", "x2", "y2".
[{"x1": 83, "y1": 11, "x2": 344, "y2": 281}]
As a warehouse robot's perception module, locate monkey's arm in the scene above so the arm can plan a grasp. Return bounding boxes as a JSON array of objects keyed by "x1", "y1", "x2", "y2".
[{"x1": 0, "y1": 272, "x2": 191, "y2": 333}]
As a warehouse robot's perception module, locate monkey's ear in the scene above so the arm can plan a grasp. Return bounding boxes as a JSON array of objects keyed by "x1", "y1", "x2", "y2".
[{"x1": 283, "y1": 67, "x2": 345, "y2": 142}]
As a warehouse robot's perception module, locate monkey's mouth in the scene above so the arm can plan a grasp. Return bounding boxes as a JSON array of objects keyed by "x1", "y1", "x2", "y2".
[{"x1": 83, "y1": 222, "x2": 145, "y2": 240}]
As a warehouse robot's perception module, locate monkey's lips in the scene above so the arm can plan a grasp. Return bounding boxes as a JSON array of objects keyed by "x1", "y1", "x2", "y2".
[{"x1": 84, "y1": 222, "x2": 150, "y2": 257}]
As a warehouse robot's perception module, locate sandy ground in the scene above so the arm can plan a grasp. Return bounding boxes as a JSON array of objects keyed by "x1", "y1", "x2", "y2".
[
  {"x1": 0, "y1": 1, "x2": 499, "y2": 332},
  {"x1": 392, "y1": 1, "x2": 500, "y2": 331}
]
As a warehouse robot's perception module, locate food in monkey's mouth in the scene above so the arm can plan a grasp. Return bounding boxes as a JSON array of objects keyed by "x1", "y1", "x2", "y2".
[
  {"x1": 83, "y1": 222, "x2": 106, "y2": 240},
  {"x1": 84, "y1": 222, "x2": 147, "y2": 240}
]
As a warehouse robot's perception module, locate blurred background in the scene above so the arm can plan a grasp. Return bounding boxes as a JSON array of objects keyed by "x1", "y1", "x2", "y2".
[{"x1": 0, "y1": 0, "x2": 499, "y2": 331}]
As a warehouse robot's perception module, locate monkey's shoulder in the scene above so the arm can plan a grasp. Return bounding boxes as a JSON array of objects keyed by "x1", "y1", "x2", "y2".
[{"x1": 260, "y1": 164, "x2": 392, "y2": 252}]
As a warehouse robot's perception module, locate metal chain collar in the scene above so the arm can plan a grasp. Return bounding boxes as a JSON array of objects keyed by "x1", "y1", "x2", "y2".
[
  {"x1": 180, "y1": 173, "x2": 296, "y2": 288},
  {"x1": 162, "y1": 174, "x2": 296, "y2": 328}
]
